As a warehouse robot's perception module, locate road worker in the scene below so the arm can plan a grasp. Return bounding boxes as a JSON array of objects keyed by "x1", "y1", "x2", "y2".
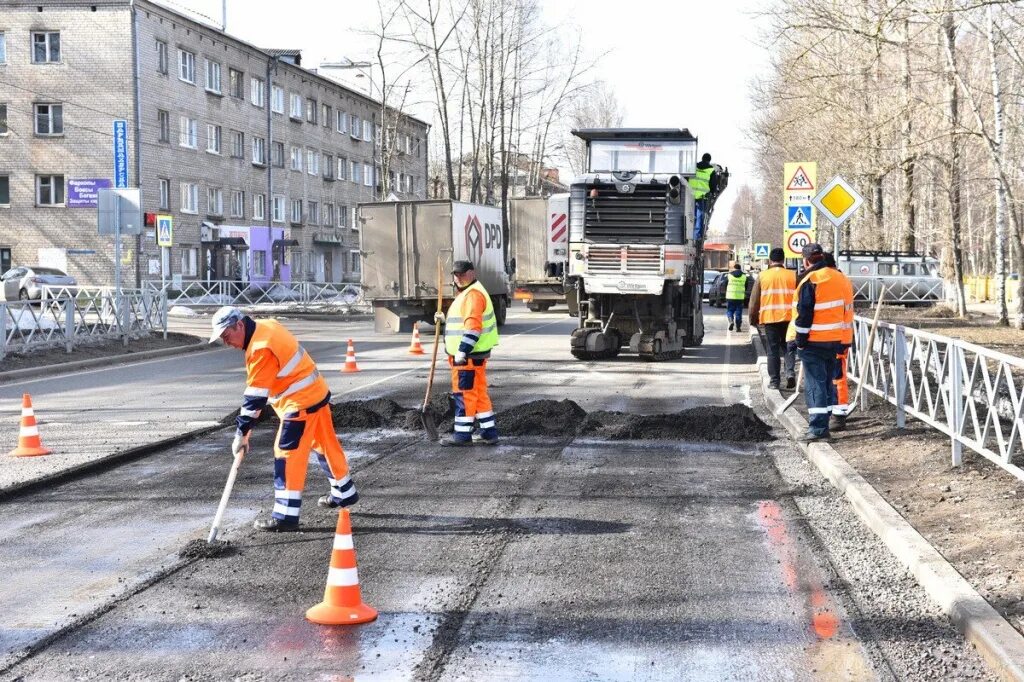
[
  {"x1": 748, "y1": 247, "x2": 796, "y2": 389},
  {"x1": 210, "y1": 306, "x2": 358, "y2": 531},
  {"x1": 790, "y1": 243, "x2": 853, "y2": 442},
  {"x1": 823, "y1": 252, "x2": 855, "y2": 430},
  {"x1": 725, "y1": 262, "x2": 749, "y2": 333},
  {"x1": 688, "y1": 153, "x2": 718, "y2": 240},
  {"x1": 433, "y1": 260, "x2": 499, "y2": 446}
]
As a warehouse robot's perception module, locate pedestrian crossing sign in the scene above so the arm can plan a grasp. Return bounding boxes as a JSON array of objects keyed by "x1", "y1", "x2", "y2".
[
  {"x1": 754, "y1": 243, "x2": 770, "y2": 259},
  {"x1": 787, "y1": 205, "x2": 812, "y2": 229},
  {"x1": 157, "y1": 214, "x2": 173, "y2": 247}
]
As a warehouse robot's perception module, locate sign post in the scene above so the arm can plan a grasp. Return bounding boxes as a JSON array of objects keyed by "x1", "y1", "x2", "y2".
[
  {"x1": 754, "y1": 243, "x2": 770, "y2": 260},
  {"x1": 98, "y1": 187, "x2": 142, "y2": 303},
  {"x1": 811, "y1": 176, "x2": 865, "y2": 258},
  {"x1": 783, "y1": 162, "x2": 817, "y2": 259},
  {"x1": 157, "y1": 214, "x2": 173, "y2": 287}
]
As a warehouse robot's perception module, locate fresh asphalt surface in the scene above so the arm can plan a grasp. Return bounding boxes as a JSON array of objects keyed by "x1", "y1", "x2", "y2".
[{"x1": 0, "y1": 305, "x2": 993, "y2": 680}]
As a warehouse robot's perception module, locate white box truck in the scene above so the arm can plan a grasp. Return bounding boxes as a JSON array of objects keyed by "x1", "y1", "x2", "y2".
[
  {"x1": 359, "y1": 200, "x2": 511, "y2": 334},
  {"x1": 508, "y1": 193, "x2": 569, "y2": 311}
]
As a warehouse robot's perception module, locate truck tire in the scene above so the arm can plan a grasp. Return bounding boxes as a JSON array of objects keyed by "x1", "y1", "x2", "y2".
[{"x1": 494, "y1": 295, "x2": 508, "y2": 327}]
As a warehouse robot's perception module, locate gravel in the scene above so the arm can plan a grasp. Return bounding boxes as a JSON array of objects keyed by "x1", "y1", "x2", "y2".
[{"x1": 178, "y1": 539, "x2": 235, "y2": 559}]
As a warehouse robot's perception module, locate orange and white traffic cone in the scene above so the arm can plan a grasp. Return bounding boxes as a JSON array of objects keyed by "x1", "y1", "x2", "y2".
[
  {"x1": 341, "y1": 339, "x2": 360, "y2": 373},
  {"x1": 9, "y1": 394, "x2": 52, "y2": 457},
  {"x1": 306, "y1": 508, "x2": 378, "y2": 626},
  {"x1": 408, "y1": 323, "x2": 426, "y2": 355}
]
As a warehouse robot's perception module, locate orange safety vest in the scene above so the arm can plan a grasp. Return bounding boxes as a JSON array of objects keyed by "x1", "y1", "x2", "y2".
[
  {"x1": 837, "y1": 270, "x2": 855, "y2": 345},
  {"x1": 792, "y1": 267, "x2": 853, "y2": 343},
  {"x1": 245, "y1": 319, "x2": 328, "y2": 415},
  {"x1": 758, "y1": 265, "x2": 796, "y2": 324}
]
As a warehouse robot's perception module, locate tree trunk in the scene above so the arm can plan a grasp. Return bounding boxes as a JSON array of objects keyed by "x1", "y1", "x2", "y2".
[
  {"x1": 943, "y1": 12, "x2": 968, "y2": 318},
  {"x1": 986, "y1": 5, "x2": 1009, "y2": 325}
]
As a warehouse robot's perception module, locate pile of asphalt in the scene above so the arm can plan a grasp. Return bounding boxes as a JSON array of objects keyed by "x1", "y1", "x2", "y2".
[
  {"x1": 179, "y1": 539, "x2": 234, "y2": 559},
  {"x1": 330, "y1": 395, "x2": 455, "y2": 431},
  {"x1": 579, "y1": 403, "x2": 773, "y2": 442},
  {"x1": 499, "y1": 399, "x2": 587, "y2": 437}
]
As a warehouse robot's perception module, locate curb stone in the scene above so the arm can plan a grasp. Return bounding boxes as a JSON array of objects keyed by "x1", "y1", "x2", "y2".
[
  {"x1": 750, "y1": 331, "x2": 1024, "y2": 681},
  {"x1": 0, "y1": 340, "x2": 215, "y2": 384}
]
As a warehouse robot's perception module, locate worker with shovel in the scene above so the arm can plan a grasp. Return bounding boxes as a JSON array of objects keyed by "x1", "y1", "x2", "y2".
[
  {"x1": 434, "y1": 260, "x2": 500, "y2": 446},
  {"x1": 210, "y1": 306, "x2": 358, "y2": 532}
]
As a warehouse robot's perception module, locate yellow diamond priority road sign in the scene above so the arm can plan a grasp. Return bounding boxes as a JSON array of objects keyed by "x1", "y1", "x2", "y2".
[{"x1": 811, "y1": 176, "x2": 864, "y2": 228}]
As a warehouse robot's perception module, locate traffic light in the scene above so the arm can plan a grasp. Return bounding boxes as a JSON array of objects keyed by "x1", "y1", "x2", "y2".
[{"x1": 144, "y1": 212, "x2": 157, "y2": 227}]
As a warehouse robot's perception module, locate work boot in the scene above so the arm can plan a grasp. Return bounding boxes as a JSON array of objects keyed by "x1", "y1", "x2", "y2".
[
  {"x1": 832, "y1": 415, "x2": 848, "y2": 432},
  {"x1": 768, "y1": 380, "x2": 780, "y2": 390},
  {"x1": 736, "y1": 323, "x2": 742, "y2": 333},
  {"x1": 253, "y1": 517, "x2": 300, "y2": 532},
  {"x1": 318, "y1": 492, "x2": 359, "y2": 509},
  {"x1": 472, "y1": 432, "x2": 499, "y2": 446},
  {"x1": 440, "y1": 436, "x2": 472, "y2": 447},
  {"x1": 798, "y1": 432, "x2": 832, "y2": 443},
  {"x1": 786, "y1": 375, "x2": 796, "y2": 389},
  {"x1": 728, "y1": 322, "x2": 734, "y2": 331}
]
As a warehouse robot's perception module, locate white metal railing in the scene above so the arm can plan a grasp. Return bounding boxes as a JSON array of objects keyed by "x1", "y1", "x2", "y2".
[
  {"x1": 850, "y1": 277, "x2": 944, "y2": 305},
  {"x1": 848, "y1": 315, "x2": 1024, "y2": 481},
  {"x1": 144, "y1": 280, "x2": 364, "y2": 308},
  {"x1": 1, "y1": 287, "x2": 168, "y2": 360}
]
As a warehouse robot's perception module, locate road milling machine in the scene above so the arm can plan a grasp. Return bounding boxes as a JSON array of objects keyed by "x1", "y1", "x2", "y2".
[{"x1": 566, "y1": 128, "x2": 728, "y2": 361}]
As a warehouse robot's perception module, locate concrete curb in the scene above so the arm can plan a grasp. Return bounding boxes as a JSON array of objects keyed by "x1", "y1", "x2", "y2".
[
  {"x1": 750, "y1": 332, "x2": 1024, "y2": 681},
  {"x1": 0, "y1": 340, "x2": 214, "y2": 384}
]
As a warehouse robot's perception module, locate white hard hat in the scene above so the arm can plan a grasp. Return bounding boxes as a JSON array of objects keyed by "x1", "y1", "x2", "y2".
[{"x1": 209, "y1": 306, "x2": 244, "y2": 343}]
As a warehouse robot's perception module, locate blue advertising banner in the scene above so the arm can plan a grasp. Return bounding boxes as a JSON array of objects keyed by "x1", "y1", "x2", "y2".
[
  {"x1": 67, "y1": 178, "x2": 112, "y2": 208},
  {"x1": 113, "y1": 120, "x2": 129, "y2": 188}
]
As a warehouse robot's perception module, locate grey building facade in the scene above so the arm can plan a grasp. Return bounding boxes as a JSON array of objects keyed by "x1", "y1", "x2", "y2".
[{"x1": 0, "y1": 0, "x2": 430, "y2": 288}]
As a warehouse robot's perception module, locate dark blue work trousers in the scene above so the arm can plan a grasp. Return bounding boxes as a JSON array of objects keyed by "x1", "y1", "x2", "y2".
[
  {"x1": 726, "y1": 300, "x2": 744, "y2": 327},
  {"x1": 798, "y1": 343, "x2": 841, "y2": 436}
]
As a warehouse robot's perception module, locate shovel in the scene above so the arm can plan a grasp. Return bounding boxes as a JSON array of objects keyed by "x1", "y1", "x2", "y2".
[
  {"x1": 207, "y1": 447, "x2": 244, "y2": 544},
  {"x1": 420, "y1": 256, "x2": 444, "y2": 440},
  {"x1": 776, "y1": 363, "x2": 804, "y2": 415}
]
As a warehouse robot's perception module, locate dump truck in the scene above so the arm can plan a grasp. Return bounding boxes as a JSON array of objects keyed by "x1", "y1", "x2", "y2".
[
  {"x1": 565, "y1": 128, "x2": 728, "y2": 361},
  {"x1": 359, "y1": 200, "x2": 511, "y2": 334},
  {"x1": 509, "y1": 193, "x2": 569, "y2": 311}
]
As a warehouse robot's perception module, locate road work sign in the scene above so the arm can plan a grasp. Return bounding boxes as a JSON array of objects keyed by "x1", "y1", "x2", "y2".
[
  {"x1": 812, "y1": 175, "x2": 864, "y2": 228},
  {"x1": 754, "y1": 243, "x2": 770, "y2": 259},
  {"x1": 157, "y1": 214, "x2": 173, "y2": 247},
  {"x1": 783, "y1": 162, "x2": 817, "y2": 258}
]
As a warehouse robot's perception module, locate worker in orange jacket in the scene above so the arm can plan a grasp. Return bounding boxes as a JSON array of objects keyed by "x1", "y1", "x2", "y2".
[
  {"x1": 748, "y1": 247, "x2": 796, "y2": 390},
  {"x1": 823, "y1": 252, "x2": 855, "y2": 430},
  {"x1": 434, "y1": 260, "x2": 500, "y2": 446},
  {"x1": 210, "y1": 306, "x2": 357, "y2": 532}
]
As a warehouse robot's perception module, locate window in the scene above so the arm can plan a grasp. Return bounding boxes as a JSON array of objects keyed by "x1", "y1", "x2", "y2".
[
  {"x1": 272, "y1": 195, "x2": 285, "y2": 223},
  {"x1": 324, "y1": 203, "x2": 335, "y2": 225},
  {"x1": 230, "y1": 130, "x2": 244, "y2": 158},
  {"x1": 324, "y1": 154, "x2": 334, "y2": 180},
  {"x1": 350, "y1": 206, "x2": 359, "y2": 229},
  {"x1": 290, "y1": 146, "x2": 302, "y2": 171},
  {"x1": 158, "y1": 177, "x2": 170, "y2": 210},
  {"x1": 307, "y1": 149, "x2": 319, "y2": 176},
  {"x1": 157, "y1": 109, "x2": 170, "y2": 142},
  {"x1": 207, "y1": 187, "x2": 224, "y2": 215},
  {"x1": 290, "y1": 198, "x2": 303, "y2": 224},
  {"x1": 180, "y1": 247, "x2": 198, "y2": 276},
  {"x1": 32, "y1": 32, "x2": 60, "y2": 64},
  {"x1": 322, "y1": 104, "x2": 331, "y2": 128},
  {"x1": 155, "y1": 40, "x2": 168, "y2": 74},
  {"x1": 229, "y1": 68, "x2": 244, "y2": 98},
  {"x1": 271, "y1": 141, "x2": 284, "y2": 168},
  {"x1": 0, "y1": 104, "x2": 7, "y2": 135},
  {"x1": 231, "y1": 190, "x2": 244, "y2": 218},
  {"x1": 902, "y1": 263, "x2": 919, "y2": 276},
  {"x1": 0, "y1": 175, "x2": 10, "y2": 206},
  {"x1": 350, "y1": 116, "x2": 361, "y2": 139},
  {"x1": 205, "y1": 59, "x2": 221, "y2": 93},
  {"x1": 34, "y1": 103, "x2": 63, "y2": 135},
  {"x1": 252, "y1": 136, "x2": 266, "y2": 165},
  {"x1": 253, "y1": 193, "x2": 266, "y2": 220},
  {"x1": 308, "y1": 200, "x2": 319, "y2": 225},
  {"x1": 178, "y1": 49, "x2": 195, "y2": 83},
  {"x1": 289, "y1": 93, "x2": 302, "y2": 119},
  {"x1": 337, "y1": 157, "x2": 347, "y2": 181},
  {"x1": 363, "y1": 121, "x2": 373, "y2": 143},
  {"x1": 337, "y1": 110, "x2": 347, "y2": 134},
  {"x1": 877, "y1": 263, "x2": 897, "y2": 276},
  {"x1": 253, "y1": 250, "x2": 267, "y2": 277},
  {"x1": 206, "y1": 124, "x2": 221, "y2": 154},
  {"x1": 250, "y1": 76, "x2": 265, "y2": 107},
  {"x1": 350, "y1": 160, "x2": 360, "y2": 184},
  {"x1": 349, "y1": 250, "x2": 361, "y2": 275},
  {"x1": 35, "y1": 174, "x2": 64, "y2": 205},
  {"x1": 363, "y1": 163, "x2": 374, "y2": 187},
  {"x1": 179, "y1": 116, "x2": 197, "y2": 148},
  {"x1": 271, "y1": 85, "x2": 284, "y2": 113},
  {"x1": 338, "y1": 204, "x2": 348, "y2": 227},
  {"x1": 374, "y1": 124, "x2": 381, "y2": 148},
  {"x1": 415, "y1": 137, "x2": 422, "y2": 157},
  {"x1": 180, "y1": 182, "x2": 198, "y2": 213},
  {"x1": 306, "y1": 98, "x2": 317, "y2": 124}
]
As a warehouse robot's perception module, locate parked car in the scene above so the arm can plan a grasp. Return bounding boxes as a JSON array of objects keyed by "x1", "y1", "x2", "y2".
[
  {"x1": 1, "y1": 266, "x2": 77, "y2": 301},
  {"x1": 708, "y1": 272, "x2": 754, "y2": 308},
  {"x1": 702, "y1": 270, "x2": 722, "y2": 299}
]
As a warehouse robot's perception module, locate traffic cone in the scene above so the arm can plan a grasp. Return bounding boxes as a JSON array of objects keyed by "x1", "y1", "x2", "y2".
[
  {"x1": 306, "y1": 508, "x2": 378, "y2": 625},
  {"x1": 341, "y1": 339, "x2": 360, "y2": 373},
  {"x1": 408, "y1": 323, "x2": 426, "y2": 355},
  {"x1": 9, "y1": 394, "x2": 52, "y2": 457}
]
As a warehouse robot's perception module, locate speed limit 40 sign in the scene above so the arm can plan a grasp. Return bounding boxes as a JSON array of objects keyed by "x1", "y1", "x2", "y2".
[{"x1": 785, "y1": 230, "x2": 812, "y2": 258}]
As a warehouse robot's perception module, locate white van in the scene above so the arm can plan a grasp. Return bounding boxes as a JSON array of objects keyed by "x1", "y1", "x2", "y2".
[{"x1": 836, "y1": 251, "x2": 942, "y2": 306}]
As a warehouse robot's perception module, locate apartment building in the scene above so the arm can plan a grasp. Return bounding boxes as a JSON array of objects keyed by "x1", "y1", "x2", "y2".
[{"x1": 0, "y1": 0, "x2": 430, "y2": 287}]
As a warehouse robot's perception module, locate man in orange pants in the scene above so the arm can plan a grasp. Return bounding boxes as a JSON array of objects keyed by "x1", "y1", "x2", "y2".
[
  {"x1": 434, "y1": 261, "x2": 500, "y2": 446},
  {"x1": 210, "y1": 306, "x2": 358, "y2": 531}
]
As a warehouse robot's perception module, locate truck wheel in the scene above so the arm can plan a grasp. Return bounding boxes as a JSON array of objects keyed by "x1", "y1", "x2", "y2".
[
  {"x1": 494, "y1": 295, "x2": 507, "y2": 327},
  {"x1": 527, "y1": 302, "x2": 542, "y2": 312}
]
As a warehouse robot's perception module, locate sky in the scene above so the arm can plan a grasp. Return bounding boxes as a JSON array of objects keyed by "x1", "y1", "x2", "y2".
[{"x1": 156, "y1": 0, "x2": 773, "y2": 229}]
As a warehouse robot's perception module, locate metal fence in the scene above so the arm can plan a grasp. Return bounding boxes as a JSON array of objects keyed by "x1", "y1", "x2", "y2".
[
  {"x1": 143, "y1": 280, "x2": 364, "y2": 309},
  {"x1": 848, "y1": 315, "x2": 1024, "y2": 481},
  {"x1": 1, "y1": 286, "x2": 168, "y2": 359},
  {"x1": 849, "y1": 277, "x2": 944, "y2": 305}
]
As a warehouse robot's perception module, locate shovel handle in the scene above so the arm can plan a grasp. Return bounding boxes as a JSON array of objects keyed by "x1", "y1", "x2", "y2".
[
  {"x1": 423, "y1": 255, "x2": 445, "y2": 412},
  {"x1": 208, "y1": 450, "x2": 244, "y2": 543}
]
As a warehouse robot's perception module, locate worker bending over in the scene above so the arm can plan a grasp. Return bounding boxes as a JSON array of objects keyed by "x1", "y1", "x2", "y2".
[
  {"x1": 210, "y1": 307, "x2": 357, "y2": 532},
  {"x1": 434, "y1": 260, "x2": 500, "y2": 446}
]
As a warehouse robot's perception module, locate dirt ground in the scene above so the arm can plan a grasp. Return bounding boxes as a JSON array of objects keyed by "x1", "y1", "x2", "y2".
[
  {"x1": 0, "y1": 332, "x2": 201, "y2": 374},
  {"x1": 826, "y1": 398, "x2": 1024, "y2": 637}
]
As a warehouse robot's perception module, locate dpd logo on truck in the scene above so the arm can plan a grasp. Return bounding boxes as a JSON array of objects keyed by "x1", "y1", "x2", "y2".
[{"x1": 464, "y1": 214, "x2": 502, "y2": 261}]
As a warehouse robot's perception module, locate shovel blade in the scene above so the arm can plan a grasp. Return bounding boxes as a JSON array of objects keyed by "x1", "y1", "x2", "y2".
[{"x1": 421, "y1": 410, "x2": 438, "y2": 441}]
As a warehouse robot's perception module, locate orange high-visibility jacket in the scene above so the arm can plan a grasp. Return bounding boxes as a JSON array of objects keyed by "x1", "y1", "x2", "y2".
[
  {"x1": 837, "y1": 269, "x2": 855, "y2": 345},
  {"x1": 757, "y1": 265, "x2": 796, "y2": 324},
  {"x1": 243, "y1": 319, "x2": 328, "y2": 419},
  {"x1": 793, "y1": 264, "x2": 854, "y2": 345}
]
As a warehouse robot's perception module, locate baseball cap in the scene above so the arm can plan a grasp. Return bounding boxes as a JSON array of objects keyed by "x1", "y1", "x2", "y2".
[
  {"x1": 801, "y1": 243, "x2": 824, "y2": 259},
  {"x1": 209, "y1": 305, "x2": 244, "y2": 343},
  {"x1": 451, "y1": 260, "x2": 475, "y2": 274},
  {"x1": 769, "y1": 247, "x2": 786, "y2": 262}
]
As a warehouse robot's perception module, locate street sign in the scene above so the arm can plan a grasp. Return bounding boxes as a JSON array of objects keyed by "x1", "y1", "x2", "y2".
[
  {"x1": 785, "y1": 165, "x2": 815, "y2": 192},
  {"x1": 67, "y1": 178, "x2": 112, "y2": 208},
  {"x1": 754, "y1": 243, "x2": 770, "y2": 259},
  {"x1": 786, "y1": 230, "x2": 812, "y2": 255},
  {"x1": 97, "y1": 188, "x2": 142, "y2": 235},
  {"x1": 157, "y1": 214, "x2": 173, "y2": 247},
  {"x1": 786, "y1": 205, "x2": 812, "y2": 229},
  {"x1": 113, "y1": 120, "x2": 129, "y2": 189},
  {"x1": 783, "y1": 162, "x2": 817, "y2": 258},
  {"x1": 812, "y1": 175, "x2": 864, "y2": 228}
]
